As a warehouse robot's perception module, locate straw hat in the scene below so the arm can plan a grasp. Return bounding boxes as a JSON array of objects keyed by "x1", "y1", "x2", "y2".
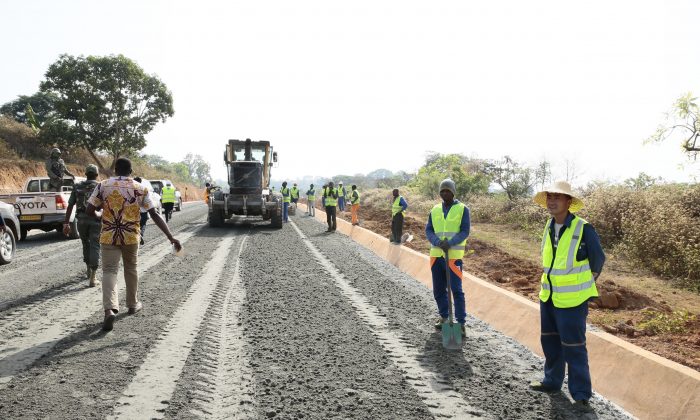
[{"x1": 533, "y1": 181, "x2": 584, "y2": 213}]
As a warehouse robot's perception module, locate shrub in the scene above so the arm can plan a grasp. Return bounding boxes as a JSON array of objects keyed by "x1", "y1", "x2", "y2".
[{"x1": 638, "y1": 309, "x2": 696, "y2": 335}]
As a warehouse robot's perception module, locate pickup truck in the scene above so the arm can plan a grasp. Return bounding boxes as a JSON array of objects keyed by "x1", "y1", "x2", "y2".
[
  {"x1": 0, "y1": 176, "x2": 85, "y2": 240},
  {"x1": 0, "y1": 201, "x2": 20, "y2": 264}
]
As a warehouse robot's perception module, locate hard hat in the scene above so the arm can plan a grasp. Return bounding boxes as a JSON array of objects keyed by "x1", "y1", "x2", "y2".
[
  {"x1": 85, "y1": 164, "x2": 98, "y2": 175},
  {"x1": 50, "y1": 148, "x2": 61, "y2": 157}
]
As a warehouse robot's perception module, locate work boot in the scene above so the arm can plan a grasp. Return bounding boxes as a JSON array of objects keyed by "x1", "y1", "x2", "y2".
[
  {"x1": 88, "y1": 267, "x2": 99, "y2": 287},
  {"x1": 573, "y1": 400, "x2": 593, "y2": 413},
  {"x1": 460, "y1": 324, "x2": 466, "y2": 337},
  {"x1": 102, "y1": 310, "x2": 116, "y2": 332},
  {"x1": 529, "y1": 381, "x2": 558, "y2": 393},
  {"x1": 434, "y1": 317, "x2": 447, "y2": 330}
]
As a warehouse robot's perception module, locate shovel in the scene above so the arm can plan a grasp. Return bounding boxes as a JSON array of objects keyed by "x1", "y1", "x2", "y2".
[{"x1": 442, "y1": 255, "x2": 463, "y2": 350}]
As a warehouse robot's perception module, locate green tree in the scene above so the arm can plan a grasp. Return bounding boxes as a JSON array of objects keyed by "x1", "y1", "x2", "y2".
[
  {"x1": 40, "y1": 54, "x2": 174, "y2": 173},
  {"x1": 647, "y1": 92, "x2": 700, "y2": 161},
  {"x1": 624, "y1": 172, "x2": 663, "y2": 191},
  {"x1": 0, "y1": 92, "x2": 58, "y2": 126},
  {"x1": 410, "y1": 153, "x2": 490, "y2": 199},
  {"x1": 183, "y1": 153, "x2": 212, "y2": 187},
  {"x1": 481, "y1": 156, "x2": 534, "y2": 201}
]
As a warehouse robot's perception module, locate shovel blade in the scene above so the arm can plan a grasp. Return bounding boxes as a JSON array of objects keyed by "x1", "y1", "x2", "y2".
[{"x1": 441, "y1": 321, "x2": 463, "y2": 350}]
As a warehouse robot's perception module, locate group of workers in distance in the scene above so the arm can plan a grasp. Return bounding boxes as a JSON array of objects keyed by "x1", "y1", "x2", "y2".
[{"x1": 277, "y1": 176, "x2": 604, "y2": 412}]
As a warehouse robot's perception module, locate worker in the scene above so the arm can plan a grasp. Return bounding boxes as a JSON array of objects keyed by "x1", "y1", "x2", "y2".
[
  {"x1": 291, "y1": 183, "x2": 299, "y2": 205},
  {"x1": 321, "y1": 184, "x2": 327, "y2": 207},
  {"x1": 528, "y1": 181, "x2": 605, "y2": 413},
  {"x1": 204, "y1": 182, "x2": 211, "y2": 203},
  {"x1": 337, "y1": 182, "x2": 347, "y2": 211},
  {"x1": 46, "y1": 148, "x2": 76, "y2": 192},
  {"x1": 281, "y1": 181, "x2": 291, "y2": 223},
  {"x1": 86, "y1": 158, "x2": 181, "y2": 332},
  {"x1": 425, "y1": 179, "x2": 469, "y2": 336},
  {"x1": 306, "y1": 184, "x2": 316, "y2": 217},
  {"x1": 323, "y1": 181, "x2": 338, "y2": 232},
  {"x1": 161, "y1": 182, "x2": 176, "y2": 223},
  {"x1": 133, "y1": 177, "x2": 150, "y2": 245},
  {"x1": 62, "y1": 164, "x2": 101, "y2": 287},
  {"x1": 390, "y1": 188, "x2": 408, "y2": 244},
  {"x1": 350, "y1": 184, "x2": 360, "y2": 225}
]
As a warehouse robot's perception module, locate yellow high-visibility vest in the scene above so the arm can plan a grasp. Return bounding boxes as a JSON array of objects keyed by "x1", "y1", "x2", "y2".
[
  {"x1": 391, "y1": 196, "x2": 405, "y2": 217},
  {"x1": 539, "y1": 216, "x2": 598, "y2": 308},
  {"x1": 161, "y1": 186, "x2": 176, "y2": 203},
  {"x1": 428, "y1": 203, "x2": 467, "y2": 260},
  {"x1": 281, "y1": 187, "x2": 291, "y2": 203},
  {"x1": 324, "y1": 187, "x2": 337, "y2": 207}
]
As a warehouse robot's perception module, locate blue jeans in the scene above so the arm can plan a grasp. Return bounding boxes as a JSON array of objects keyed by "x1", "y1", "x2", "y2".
[
  {"x1": 540, "y1": 299, "x2": 592, "y2": 401},
  {"x1": 283, "y1": 202, "x2": 289, "y2": 222},
  {"x1": 338, "y1": 197, "x2": 345, "y2": 211},
  {"x1": 430, "y1": 258, "x2": 466, "y2": 324}
]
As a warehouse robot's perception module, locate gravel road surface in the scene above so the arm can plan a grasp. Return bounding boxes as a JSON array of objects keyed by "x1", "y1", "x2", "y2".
[{"x1": 0, "y1": 203, "x2": 632, "y2": 419}]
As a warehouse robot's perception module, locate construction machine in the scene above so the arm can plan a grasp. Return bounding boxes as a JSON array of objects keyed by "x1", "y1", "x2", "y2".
[{"x1": 208, "y1": 138, "x2": 283, "y2": 228}]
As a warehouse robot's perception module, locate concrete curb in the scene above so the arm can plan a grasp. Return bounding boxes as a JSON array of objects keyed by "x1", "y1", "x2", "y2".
[{"x1": 300, "y1": 204, "x2": 700, "y2": 420}]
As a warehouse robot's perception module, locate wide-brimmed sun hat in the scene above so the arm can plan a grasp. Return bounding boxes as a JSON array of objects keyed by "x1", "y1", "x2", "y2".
[{"x1": 533, "y1": 181, "x2": 584, "y2": 213}]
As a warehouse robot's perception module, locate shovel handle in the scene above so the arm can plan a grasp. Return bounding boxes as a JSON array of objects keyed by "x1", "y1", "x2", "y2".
[{"x1": 445, "y1": 257, "x2": 454, "y2": 323}]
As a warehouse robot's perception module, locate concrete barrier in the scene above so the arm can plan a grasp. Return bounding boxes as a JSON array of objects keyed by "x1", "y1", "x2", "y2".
[{"x1": 299, "y1": 204, "x2": 700, "y2": 420}]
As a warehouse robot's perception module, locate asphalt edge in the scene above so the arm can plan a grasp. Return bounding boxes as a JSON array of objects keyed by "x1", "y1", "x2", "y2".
[{"x1": 299, "y1": 203, "x2": 700, "y2": 420}]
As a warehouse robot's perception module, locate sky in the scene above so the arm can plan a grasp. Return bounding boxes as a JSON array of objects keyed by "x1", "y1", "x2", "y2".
[{"x1": 1, "y1": 0, "x2": 699, "y2": 184}]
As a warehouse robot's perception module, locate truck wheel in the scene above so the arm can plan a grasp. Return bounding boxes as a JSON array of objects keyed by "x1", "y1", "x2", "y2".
[
  {"x1": 209, "y1": 209, "x2": 225, "y2": 227},
  {"x1": 271, "y1": 201, "x2": 283, "y2": 229},
  {"x1": 68, "y1": 219, "x2": 80, "y2": 239},
  {"x1": 20, "y1": 227, "x2": 28, "y2": 241},
  {"x1": 0, "y1": 227, "x2": 16, "y2": 265}
]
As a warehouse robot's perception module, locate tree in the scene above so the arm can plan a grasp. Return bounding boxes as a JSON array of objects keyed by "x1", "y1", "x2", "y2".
[
  {"x1": 624, "y1": 172, "x2": 663, "y2": 191},
  {"x1": 40, "y1": 54, "x2": 174, "y2": 173},
  {"x1": 182, "y1": 153, "x2": 212, "y2": 187},
  {"x1": 481, "y1": 156, "x2": 534, "y2": 201},
  {"x1": 534, "y1": 158, "x2": 552, "y2": 190},
  {"x1": 647, "y1": 92, "x2": 700, "y2": 161},
  {"x1": 410, "y1": 153, "x2": 491, "y2": 198},
  {"x1": 0, "y1": 92, "x2": 58, "y2": 126}
]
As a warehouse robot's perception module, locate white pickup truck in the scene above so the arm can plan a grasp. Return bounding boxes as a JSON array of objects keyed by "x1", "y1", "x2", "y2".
[{"x1": 0, "y1": 176, "x2": 86, "y2": 240}]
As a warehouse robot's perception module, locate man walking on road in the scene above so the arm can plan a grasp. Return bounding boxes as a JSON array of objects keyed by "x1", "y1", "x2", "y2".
[
  {"x1": 281, "y1": 181, "x2": 291, "y2": 222},
  {"x1": 161, "y1": 181, "x2": 176, "y2": 223},
  {"x1": 324, "y1": 181, "x2": 338, "y2": 232},
  {"x1": 45, "y1": 148, "x2": 76, "y2": 192},
  {"x1": 63, "y1": 164, "x2": 101, "y2": 287},
  {"x1": 425, "y1": 179, "x2": 469, "y2": 336},
  {"x1": 306, "y1": 184, "x2": 316, "y2": 217},
  {"x1": 133, "y1": 177, "x2": 150, "y2": 246},
  {"x1": 337, "y1": 182, "x2": 347, "y2": 211},
  {"x1": 350, "y1": 184, "x2": 360, "y2": 225},
  {"x1": 87, "y1": 158, "x2": 181, "y2": 332},
  {"x1": 390, "y1": 188, "x2": 408, "y2": 244},
  {"x1": 528, "y1": 181, "x2": 605, "y2": 413}
]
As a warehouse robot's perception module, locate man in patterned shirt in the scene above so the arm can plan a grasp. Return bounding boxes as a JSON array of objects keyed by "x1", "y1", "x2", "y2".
[{"x1": 87, "y1": 158, "x2": 182, "y2": 332}]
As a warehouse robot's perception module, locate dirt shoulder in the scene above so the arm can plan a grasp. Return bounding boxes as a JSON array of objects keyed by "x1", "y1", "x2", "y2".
[{"x1": 337, "y1": 202, "x2": 700, "y2": 372}]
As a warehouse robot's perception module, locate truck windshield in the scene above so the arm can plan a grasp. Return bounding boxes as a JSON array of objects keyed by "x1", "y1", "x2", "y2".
[{"x1": 231, "y1": 145, "x2": 266, "y2": 162}]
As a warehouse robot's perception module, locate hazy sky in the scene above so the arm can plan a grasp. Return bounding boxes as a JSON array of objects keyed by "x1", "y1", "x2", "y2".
[{"x1": 2, "y1": 0, "x2": 699, "y2": 184}]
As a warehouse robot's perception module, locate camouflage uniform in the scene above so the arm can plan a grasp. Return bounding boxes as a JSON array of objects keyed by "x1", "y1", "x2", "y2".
[
  {"x1": 68, "y1": 174, "x2": 101, "y2": 278},
  {"x1": 46, "y1": 148, "x2": 75, "y2": 192}
]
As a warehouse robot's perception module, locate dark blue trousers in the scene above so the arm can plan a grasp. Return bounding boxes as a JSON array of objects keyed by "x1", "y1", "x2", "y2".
[
  {"x1": 540, "y1": 299, "x2": 592, "y2": 401},
  {"x1": 430, "y1": 258, "x2": 466, "y2": 324},
  {"x1": 283, "y1": 202, "x2": 289, "y2": 222}
]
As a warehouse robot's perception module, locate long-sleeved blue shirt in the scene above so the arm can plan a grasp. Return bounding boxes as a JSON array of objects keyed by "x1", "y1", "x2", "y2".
[
  {"x1": 393, "y1": 196, "x2": 408, "y2": 213},
  {"x1": 425, "y1": 200, "x2": 470, "y2": 247},
  {"x1": 546, "y1": 212, "x2": 606, "y2": 275}
]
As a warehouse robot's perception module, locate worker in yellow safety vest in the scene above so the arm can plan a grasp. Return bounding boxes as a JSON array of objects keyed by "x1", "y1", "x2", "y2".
[
  {"x1": 281, "y1": 181, "x2": 291, "y2": 223},
  {"x1": 161, "y1": 182, "x2": 177, "y2": 223},
  {"x1": 425, "y1": 179, "x2": 469, "y2": 336},
  {"x1": 323, "y1": 182, "x2": 338, "y2": 232},
  {"x1": 350, "y1": 185, "x2": 360, "y2": 225},
  {"x1": 528, "y1": 181, "x2": 605, "y2": 414},
  {"x1": 390, "y1": 189, "x2": 408, "y2": 244}
]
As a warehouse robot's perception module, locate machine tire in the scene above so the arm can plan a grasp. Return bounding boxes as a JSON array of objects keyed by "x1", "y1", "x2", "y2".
[
  {"x1": 209, "y1": 209, "x2": 225, "y2": 227},
  {"x1": 68, "y1": 219, "x2": 80, "y2": 239},
  {"x1": 271, "y1": 201, "x2": 283, "y2": 229},
  {"x1": 0, "y1": 226, "x2": 16, "y2": 265}
]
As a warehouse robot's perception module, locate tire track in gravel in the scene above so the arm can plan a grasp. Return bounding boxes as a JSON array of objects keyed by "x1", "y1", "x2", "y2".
[
  {"x1": 0, "y1": 222, "x2": 204, "y2": 389},
  {"x1": 109, "y1": 233, "x2": 248, "y2": 419},
  {"x1": 290, "y1": 221, "x2": 486, "y2": 419},
  {"x1": 292, "y1": 214, "x2": 633, "y2": 419}
]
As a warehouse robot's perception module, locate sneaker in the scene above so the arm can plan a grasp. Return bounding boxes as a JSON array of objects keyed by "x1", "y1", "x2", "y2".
[
  {"x1": 573, "y1": 400, "x2": 593, "y2": 413},
  {"x1": 88, "y1": 268, "x2": 100, "y2": 287},
  {"x1": 529, "y1": 381, "x2": 558, "y2": 393},
  {"x1": 102, "y1": 310, "x2": 116, "y2": 332},
  {"x1": 434, "y1": 317, "x2": 447, "y2": 330},
  {"x1": 140, "y1": 237, "x2": 145, "y2": 245},
  {"x1": 128, "y1": 302, "x2": 143, "y2": 315}
]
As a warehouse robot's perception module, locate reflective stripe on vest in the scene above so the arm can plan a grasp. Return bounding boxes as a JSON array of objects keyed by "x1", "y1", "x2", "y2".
[
  {"x1": 161, "y1": 186, "x2": 176, "y2": 203},
  {"x1": 351, "y1": 190, "x2": 360, "y2": 204},
  {"x1": 428, "y1": 202, "x2": 467, "y2": 260},
  {"x1": 539, "y1": 216, "x2": 598, "y2": 308},
  {"x1": 291, "y1": 187, "x2": 299, "y2": 199},
  {"x1": 307, "y1": 189, "x2": 315, "y2": 200},
  {"x1": 324, "y1": 188, "x2": 337, "y2": 207},
  {"x1": 281, "y1": 187, "x2": 291, "y2": 203},
  {"x1": 392, "y1": 196, "x2": 405, "y2": 217}
]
